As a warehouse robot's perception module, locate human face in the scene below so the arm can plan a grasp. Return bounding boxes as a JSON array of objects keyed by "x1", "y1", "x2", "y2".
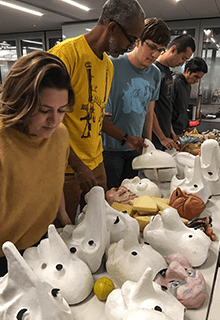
[
  {"x1": 185, "y1": 70, "x2": 205, "y2": 85},
  {"x1": 28, "y1": 88, "x2": 68, "y2": 138},
  {"x1": 108, "y1": 17, "x2": 144, "y2": 57},
  {"x1": 168, "y1": 46, "x2": 193, "y2": 68},
  {"x1": 135, "y1": 39, "x2": 165, "y2": 68}
]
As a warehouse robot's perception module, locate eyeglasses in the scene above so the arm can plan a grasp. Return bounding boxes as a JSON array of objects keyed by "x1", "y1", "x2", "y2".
[
  {"x1": 145, "y1": 40, "x2": 165, "y2": 54},
  {"x1": 112, "y1": 20, "x2": 137, "y2": 46}
]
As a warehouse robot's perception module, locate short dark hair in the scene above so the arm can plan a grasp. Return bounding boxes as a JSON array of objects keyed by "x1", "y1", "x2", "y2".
[
  {"x1": 98, "y1": 0, "x2": 145, "y2": 28},
  {"x1": 167, "y1": 34, "x2": 196, "y2": 54},
  {"x1": 140, "y1": 17, "x2": 170, "y2": 47},
  {"x1": 184, "y1": 56, "x2": 208, "y2": 74}
]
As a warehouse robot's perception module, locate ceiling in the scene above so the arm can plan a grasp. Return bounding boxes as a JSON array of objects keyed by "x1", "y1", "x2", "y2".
[{"x1": 0, "y1": 0, "x2": 220, "y2": 35}]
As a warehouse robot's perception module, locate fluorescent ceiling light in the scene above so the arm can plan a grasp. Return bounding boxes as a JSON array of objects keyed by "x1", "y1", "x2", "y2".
[
  {"x1": 0, "y1": 1, "x2": 43, "y2": 16},
  {"x1": 22, "y1": 39, "x2": 43, "y2": 45},
  {"x1": 61, "y1": 0, "x2": 90, "y2": 11}
]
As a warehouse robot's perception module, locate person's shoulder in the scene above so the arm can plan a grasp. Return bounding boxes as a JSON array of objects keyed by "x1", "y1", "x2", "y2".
[
  {"x1": 172, "y1": 71, "x2": 185, "y2": 83},
  {"x1": 150, "y1": 63, "x2": 161, "y2": 76},
  {"x1": 110, "y1": 54, "x2": 128, "y2": 66},
  {"x1": 49, "y1": 35, "x2": 84, "y2": 53},
  {"x1": 172, "y1": 71, "x2": 182, "y2": 78}
]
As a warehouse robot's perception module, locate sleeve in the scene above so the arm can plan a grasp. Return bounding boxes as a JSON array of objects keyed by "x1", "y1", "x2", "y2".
[
  {"x1": 151, "y1": 70, "x2": 161, "y2": 102},
  {"x1": 49, "y1": 42, "x2": 75, "y2": 77},
  {"x1": 171, "y1": 78, "x2": 180, "y2": 122}
]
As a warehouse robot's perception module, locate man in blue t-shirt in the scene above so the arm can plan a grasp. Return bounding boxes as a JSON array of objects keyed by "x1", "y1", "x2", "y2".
[{"x1": 102, "y1": 18, "x2": 170, "y2": 189}]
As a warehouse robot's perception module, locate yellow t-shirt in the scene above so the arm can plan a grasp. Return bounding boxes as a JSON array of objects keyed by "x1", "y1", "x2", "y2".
[
  {"x1": 49, "y1": 35, "x2": 114, "y2": 171},
  {"x1": 0, "y1": 123, "x2": 69, "y2": 255}
]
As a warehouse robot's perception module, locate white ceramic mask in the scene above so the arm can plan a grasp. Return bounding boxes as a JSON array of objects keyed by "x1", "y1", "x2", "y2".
[
  {"x1": 0, "y1": 241, "x2": 73, "y2": 320},
  {"x1": 106, "y1": 226, "x2": 167, "y2": 287},
  {"x1": 105, "y1": 267, "x2": 185, "y2": 320},
  {"x1": 143, "y1": 207, "x2": 211, "y2": 267},
  {"x1": 170, "y1": 155, "x2": 212, "y2": 203},
  {"x1": 121, "y1": 176, "x2": 161, "y2": 197},
  {"x1": 23, "y1": 224, "x2": 94, "y2": 305},
  {"x1": 123, "y1": 309, "x2": 174, "y2": 320},
  {"x1": 132, "y1": 139, "x2": 177, "y2": 182},
  {"x1": 60, "y1": 186, "x2": 110, "y2": 273},
  {"x1": 200, "y1": 139, "x2": 220, "y2": 195},
  {"x1": 105, "y1": 200, "x2": 140, "y2": 244}
]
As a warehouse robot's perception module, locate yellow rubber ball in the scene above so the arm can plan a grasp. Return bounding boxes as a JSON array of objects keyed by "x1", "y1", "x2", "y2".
[{"x1": 94, "y1": 277, "x2": 115, "y2": 301}]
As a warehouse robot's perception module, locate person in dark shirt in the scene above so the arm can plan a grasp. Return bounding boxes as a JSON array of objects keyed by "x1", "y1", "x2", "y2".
[
  {"x1": 171, "y1": 57, "x2": 208, "y2": 140},
  {"x1": 151, "y1": 34, "x2": 195, "y2": 150}
]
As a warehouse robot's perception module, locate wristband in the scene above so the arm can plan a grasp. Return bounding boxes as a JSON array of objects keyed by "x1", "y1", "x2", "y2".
[{"x1": 121, "y1": 133, "x2": 128, "y2": 146}]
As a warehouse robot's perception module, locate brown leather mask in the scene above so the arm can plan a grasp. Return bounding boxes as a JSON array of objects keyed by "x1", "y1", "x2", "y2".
[{"x1": 169, "y1": 187, "x2": 206, "y2": 220}]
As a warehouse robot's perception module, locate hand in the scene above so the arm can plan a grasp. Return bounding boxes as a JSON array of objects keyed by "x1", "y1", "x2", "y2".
[
  {"x1": 75, "y1": 163, "x2": 98, "y2": 193},
  {"x1": 68, "y1": 147, "x2": 98, "y2": 193},
  {"x1": 125, "y1": 135, "x2": 148, "y2": 153},
  {"x1": 172, "y1": 132, "x2": 178, "y2": 143},
  {"x1": 160, "y1": 136, "x2": 179, "y2": 150}
]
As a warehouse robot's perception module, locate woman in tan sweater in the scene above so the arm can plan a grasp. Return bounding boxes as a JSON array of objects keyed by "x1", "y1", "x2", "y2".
[{"x1": 0, "y1": 51, "x2": 74, "y2": 275}]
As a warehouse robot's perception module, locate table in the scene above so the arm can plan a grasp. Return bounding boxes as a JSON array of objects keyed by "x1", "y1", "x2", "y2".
[{"x1": 70, "y1": 195, "x2": 220, "y2": 320}]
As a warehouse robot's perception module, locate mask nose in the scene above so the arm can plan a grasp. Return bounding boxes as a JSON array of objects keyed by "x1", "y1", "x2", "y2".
[{"x1": 166, "y1": 261, "x2": 188, "y2": 280}]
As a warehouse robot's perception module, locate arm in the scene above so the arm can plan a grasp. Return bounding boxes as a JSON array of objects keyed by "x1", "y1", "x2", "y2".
[
  {"x1": 143, "y1": 101, "x2": 155, "y2": 140},
  {"x1": 68, "y1": 147, "x2": 98, "y2": 192},
  {"x1": 171, "y1": 124, "x2": 178, "y2": 142},
  {"x1": 102, "y1": 115, "x2": 147, "y2": 153},
  {"x1": 152, "y1": 111, "x2": 178, "y2": 150},
  {"x1": 57, "y1": 192, "x2": 72, "y2": 226}
]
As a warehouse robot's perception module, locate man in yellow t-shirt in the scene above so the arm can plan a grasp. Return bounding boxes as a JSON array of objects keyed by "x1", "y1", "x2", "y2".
[{"x1": 49, "y1": 0, "x2": 145, "y2": 223}]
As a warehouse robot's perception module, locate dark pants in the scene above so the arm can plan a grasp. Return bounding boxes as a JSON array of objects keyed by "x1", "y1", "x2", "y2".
[{"x1": 103, "y1": 150, "x2": 140, "y2": 189}]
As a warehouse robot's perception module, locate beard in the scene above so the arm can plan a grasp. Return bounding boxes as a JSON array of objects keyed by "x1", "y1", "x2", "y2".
[{"x1": 107, "y1": 36, "x2": 121, "y2": 58}]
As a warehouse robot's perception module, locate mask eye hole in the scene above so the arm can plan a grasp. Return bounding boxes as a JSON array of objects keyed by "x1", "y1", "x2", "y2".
[
  {"x1": 56, "y1": 264, "x2": 63, "y2": 271},
  {"x1": 114, "y1": 216, "x2": 120, "y2": 224},
  {"x1": 17, "y1": 308, "x2": 28, "y2": 320},
  {"x1": 154, "y1": 305, "x2": 162, "y2": 312},
  {"x1": 70, "y1": 247, "x2": 77, "y2": 253},
  {"x1": 187, "y1": 270, "x2": 195, "y2": 277},
  {"x1": 88, "y1": 240, "x2": 95, "y2": 246},
  {"x1": 52, "y1": 288, "x2": 60, "y2": 297}
]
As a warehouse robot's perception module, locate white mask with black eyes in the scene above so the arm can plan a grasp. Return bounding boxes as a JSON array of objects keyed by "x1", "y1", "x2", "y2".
[
  {"x1": 105, "y1": 200, "x2": 140, "y2": 244},
  {"x1": 121, "y1": 176, "x2": 161, "y2": 197},
  {"x1": 123, "y1": 308, "x2": 174, "y2": 320},
  {"x1": 143, "y1": 207, "x2": 211, "y2": 267},
  {"x1": 23, "y1": 224, "x2": 94, "y2": 305},
  {"x1": 59, "y1": 186, "x2": 110, "y2": 273},
  {"x1": 106, "y1": 226, "x2": 167, "y2": 287},
  {"x1": 171, "y1": 155, "x2": 211, "y2": 203},
  {"x1": 105, "y1": 267, "x2": 185, "y2": 320},
  {"x1": 200, "y1": 139, "x2": 220, "y2": 195},
  {"x1": 132, "y1": 139, "x2": 177, "y2": 182},
  {"x1": 0, "y1": 241, "x2": 72, "y2": 320}
]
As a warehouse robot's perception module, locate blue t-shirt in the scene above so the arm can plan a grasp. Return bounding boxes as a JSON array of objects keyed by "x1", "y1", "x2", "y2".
[{"x1": 102, "y1": 54, "x2": 161, "y2": 151}]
